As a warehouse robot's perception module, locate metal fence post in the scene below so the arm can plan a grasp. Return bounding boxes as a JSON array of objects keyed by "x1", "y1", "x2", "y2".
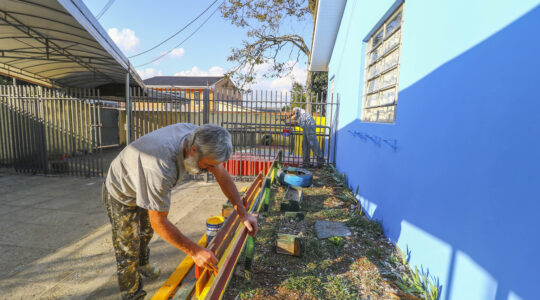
[
  {"x1": 125, "y1": 69, "x2": 132, "y2": 144},
  {"x1": 203, "y1": 88, "x2": 209, "y2": 124}
]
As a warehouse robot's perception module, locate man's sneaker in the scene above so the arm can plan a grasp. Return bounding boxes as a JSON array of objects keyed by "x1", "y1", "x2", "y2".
[{"x1": 140, "y1": 263, "x2": 160, "y2": 280}]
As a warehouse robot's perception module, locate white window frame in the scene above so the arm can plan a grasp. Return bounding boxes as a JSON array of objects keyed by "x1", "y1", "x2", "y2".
[{"x1": 361, "y1": 4, "x2": 404, "y2": 123}]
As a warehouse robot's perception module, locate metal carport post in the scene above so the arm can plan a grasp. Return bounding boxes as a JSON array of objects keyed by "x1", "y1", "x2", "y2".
[{"x1": 126, "y1": 65, "x2": 131, "y2": 144}]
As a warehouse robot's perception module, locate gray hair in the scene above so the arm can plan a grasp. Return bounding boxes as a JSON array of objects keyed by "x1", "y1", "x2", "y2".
[{"x1": 185, "y1": 124, "x2": 232, "y2": 162}]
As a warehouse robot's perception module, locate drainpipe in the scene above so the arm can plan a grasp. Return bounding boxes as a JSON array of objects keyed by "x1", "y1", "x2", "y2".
[{"x1": 126, "y1": 66, "x2": 132, "y2": 144}]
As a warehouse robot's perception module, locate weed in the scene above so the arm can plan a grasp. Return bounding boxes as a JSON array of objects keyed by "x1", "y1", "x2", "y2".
[
  {"x1": 283, "y1": 275, "x2": 323, "y2": 298},
  {"x1": 396, "y1": 247, "x2": 441, "y2": 300},
  {"x1": 237, "y1": 287, "x2": 266, "y2": 299},
  {"x1": 319, "y1": 258, "x2": 333, "y2": 270},
  {"x1": 328, "y1": 236, "x2": 345, "y2": 248},
  {"x1": 346, "y1": 215, "x2": 384, "y2": 236},
  {"x1": 318, "y1": 208, "x2": 349, "y2": 220},
  {"x1": 324, "y1": 275, "x2": 360, "y2": 299},
  {"x1": 367, "y1": 247, "x2": 383, "y2": 259},
  {"x1": 305, "y1": 262, "x2": 317, "y2": 272},
  {"x1": 304, "y1": 238, "x2": 325, "y2": 258}
]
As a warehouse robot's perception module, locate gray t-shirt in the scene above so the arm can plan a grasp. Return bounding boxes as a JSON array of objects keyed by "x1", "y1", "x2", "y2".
[{"x1": 105, "y1": 123, "x2": 197, "y2": 211}]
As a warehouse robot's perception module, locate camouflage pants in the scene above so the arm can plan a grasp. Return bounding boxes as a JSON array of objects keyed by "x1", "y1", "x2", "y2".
[
  {"x1": 302, "y1": 124, "x2": 325, "y2": 165},
  {"x1": 102, "y1": 183, "x2": 153, "y2": 300}
]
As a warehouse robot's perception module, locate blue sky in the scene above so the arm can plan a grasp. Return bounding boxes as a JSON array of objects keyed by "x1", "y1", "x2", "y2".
[{"x1": 83, "y1": 0, "x2": 313, "y2": 90}]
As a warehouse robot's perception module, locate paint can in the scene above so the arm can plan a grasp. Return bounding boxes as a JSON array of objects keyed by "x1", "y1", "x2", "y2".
[
  {"x1": 206, "y1": 216, "x2": 225, "y2": 242},
  {"x1": 222, "y1": 203, "x2": 234, "y2": 218}
]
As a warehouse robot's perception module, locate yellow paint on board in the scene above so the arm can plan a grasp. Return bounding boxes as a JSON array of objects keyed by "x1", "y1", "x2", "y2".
[{"x1": 151, "y1": 235, "x2": 207, "y2": 300}]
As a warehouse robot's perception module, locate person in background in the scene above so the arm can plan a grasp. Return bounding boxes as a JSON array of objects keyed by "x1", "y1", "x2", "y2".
[{"x1": 281, "y1": 107, "x2": 325, "y2": 167}]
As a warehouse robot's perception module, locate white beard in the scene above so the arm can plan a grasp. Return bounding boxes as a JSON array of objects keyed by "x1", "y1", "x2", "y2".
[{"x1": 184, "y1": 154, "x2": 202, "y2": 175}]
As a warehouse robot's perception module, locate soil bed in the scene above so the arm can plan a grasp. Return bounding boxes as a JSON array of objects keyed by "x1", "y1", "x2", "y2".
[{"x1": 224, "y1": 166, "x2": 427, "y2": 300}]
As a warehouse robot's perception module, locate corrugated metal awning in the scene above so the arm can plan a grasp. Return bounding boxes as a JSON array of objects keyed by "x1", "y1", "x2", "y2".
[{"x1": 0, "y1": 0, "x2": 143, "y2": 88}]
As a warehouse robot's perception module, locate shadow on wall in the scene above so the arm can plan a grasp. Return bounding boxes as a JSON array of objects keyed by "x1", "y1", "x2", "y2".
[{"x1": 335, "y1": 5, "x2": 540, "y2": 300}]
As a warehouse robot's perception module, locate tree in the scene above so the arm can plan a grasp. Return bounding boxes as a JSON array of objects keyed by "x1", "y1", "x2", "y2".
[
  {"x1": 282, "y1": 71, "x2": 327, "y2": 114},
  {"x1": 221, "y1": 0, "x2": 318, "y2": 112}
]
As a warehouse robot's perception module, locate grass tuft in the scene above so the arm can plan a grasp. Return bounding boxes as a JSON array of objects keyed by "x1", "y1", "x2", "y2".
[{"x1": 324, "y1": 275, "x2": 360, "y2": 300}]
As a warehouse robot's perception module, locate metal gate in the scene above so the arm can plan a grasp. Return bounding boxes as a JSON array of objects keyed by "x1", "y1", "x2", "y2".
[
  {"x1": 0, "y1": 85, "x2": 104, "y2": 176},
  {"x1": 127, "y1": 87, "x2": 339, "y2": 176}
]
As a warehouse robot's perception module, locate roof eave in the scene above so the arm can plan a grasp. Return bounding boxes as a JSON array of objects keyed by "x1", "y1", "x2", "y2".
[{"x1": 309, "y1": 0, "x2": 346, "y2": 72}]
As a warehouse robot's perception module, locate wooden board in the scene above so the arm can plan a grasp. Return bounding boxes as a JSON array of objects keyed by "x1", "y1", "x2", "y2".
[
  {"x1": 151, "y1": 235, "x2": 207, "y2": 300},
  {"x1": 275, "y1": 233, "x2": 302, "y2": 257}
]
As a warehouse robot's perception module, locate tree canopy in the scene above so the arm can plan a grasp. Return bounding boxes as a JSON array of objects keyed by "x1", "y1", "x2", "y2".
[{"x1": 221, "y1": 0, "x2": 317, "y2": 89}]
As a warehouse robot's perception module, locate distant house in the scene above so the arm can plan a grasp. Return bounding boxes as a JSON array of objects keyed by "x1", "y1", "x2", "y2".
[{"x1": 143, "y1": 76, "x2": 240, "y2": 111}]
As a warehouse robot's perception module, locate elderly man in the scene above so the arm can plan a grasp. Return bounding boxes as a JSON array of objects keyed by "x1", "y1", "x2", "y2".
[
  {"x1": 282, "y1": 107, "x2": 325, "y2": 167},
  {"x1": 102, "y1": 123, "x2": 258, "y2": 300}
]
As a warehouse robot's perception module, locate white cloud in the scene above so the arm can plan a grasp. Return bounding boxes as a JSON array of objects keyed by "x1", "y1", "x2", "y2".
[
  {"x1": 174, "y1": 66, "x2": 225, "y2": 76},
  {"x1": 137, "y1": 68, "x2": 162, "y2": 79},
  {"x1": 152, "y1": 48, "x2": 186, "y2": 65},
  {"x1": 167, "y1": 48, "x2": 185, "y2": 58},
  {"x1": 108, "y1": 28, "x2": 140, "y2": 54}
]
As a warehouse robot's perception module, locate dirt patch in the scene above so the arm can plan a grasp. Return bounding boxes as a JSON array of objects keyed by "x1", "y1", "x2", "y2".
[{"x1": 223, "y1": 167, "x2": 433, "y2": 300}]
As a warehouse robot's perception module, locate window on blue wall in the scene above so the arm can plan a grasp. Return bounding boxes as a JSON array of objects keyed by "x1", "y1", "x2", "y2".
[{"x1": 362, "y1": 5, "x2": 403, "y2": 123}]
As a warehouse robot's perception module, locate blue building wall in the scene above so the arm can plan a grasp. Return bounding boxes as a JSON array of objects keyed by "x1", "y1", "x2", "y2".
[{"x1": 328, "y1": 1, "x2": 540, "y2": 299}]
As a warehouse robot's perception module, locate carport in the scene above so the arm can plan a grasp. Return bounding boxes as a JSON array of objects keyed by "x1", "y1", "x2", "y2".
[
  {"x1": 0, "y1": 0, "x2": 143, "y2": 176},
  {"x1": 0, "y1": 0, "x2": 142, "y2": 88}
]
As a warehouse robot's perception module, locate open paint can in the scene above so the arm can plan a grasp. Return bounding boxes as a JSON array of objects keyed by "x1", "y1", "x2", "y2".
[{"x1": 206, "y1": 216, "x2": 225, "y2": 242}]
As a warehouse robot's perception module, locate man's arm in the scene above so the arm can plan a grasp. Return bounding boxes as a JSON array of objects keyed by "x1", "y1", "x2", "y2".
[
  {"x1": 209, "y1": 164, "x2": 258, "y2": 236},
  {"x1": 147, "y1": 210, "x2": 218, "y2": 272},
  {"x1": 281, "y1": 110, "x2": 296, "y2": 121}
]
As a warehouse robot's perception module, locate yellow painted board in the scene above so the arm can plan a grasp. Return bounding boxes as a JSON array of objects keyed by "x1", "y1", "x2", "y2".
[
  {"x1": 152, "y1": 235, "x2": 207, "y2": 300},
  {"x1": 198, "y1": 222, "x2": 246, "y2": 299},
  {"x1": 270, "y1": 168, "x2": 276, "y2": 184},
  {"x1": 215, "y1": 233, "x2": 249, "y2": 300}
]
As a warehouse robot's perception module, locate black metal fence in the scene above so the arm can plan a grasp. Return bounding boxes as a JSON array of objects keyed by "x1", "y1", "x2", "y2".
[
  {"x1": 0, "y1": 85, "x2": 339, "y2": 178},
  {"x1": 0, "y1": 85, "x2": 104, "y2": 176},
  {"x1": 127, "y1": 87, "x2": 339, "y2": 169}
]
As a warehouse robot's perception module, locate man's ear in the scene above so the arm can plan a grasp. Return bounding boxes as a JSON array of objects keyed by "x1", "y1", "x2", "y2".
[{"x1": 190, "y1": 145, "x2": 197, "y2": 154}]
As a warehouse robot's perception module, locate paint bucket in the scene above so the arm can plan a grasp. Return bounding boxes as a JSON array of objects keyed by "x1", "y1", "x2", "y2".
[
  {"x1": 282, "y1": 128, "x2": 290, "y2": 137},
  {"x1": 222, "y1": 203, "x2": 234, "y2": 218},
  {"x1": 206, "y1": 216, "x2": 225, "y2": 242}
]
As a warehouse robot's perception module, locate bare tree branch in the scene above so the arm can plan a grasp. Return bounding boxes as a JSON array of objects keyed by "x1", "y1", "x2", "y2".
[{"x1": 221, "y1": 0, "x2": 314, "y2": 90}]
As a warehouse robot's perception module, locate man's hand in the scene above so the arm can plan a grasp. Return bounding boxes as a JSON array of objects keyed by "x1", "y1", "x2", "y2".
[
  {"x1": 148, "y1": 210, "x2": 219, "y2": 273},
  {"x1": 192, "y1": 247, "x2": 219, "y2": 273},
  {"x1": 242, "y1": 213, "x2": 258, "y2": 236}
]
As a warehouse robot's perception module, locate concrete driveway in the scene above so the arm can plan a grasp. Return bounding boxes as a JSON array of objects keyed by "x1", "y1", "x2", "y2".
[{"x1": 0, "y1": 169, "x2": 249, "y2": 299}]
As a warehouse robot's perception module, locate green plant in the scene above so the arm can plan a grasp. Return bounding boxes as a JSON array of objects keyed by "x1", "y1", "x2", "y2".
[
  {"x1": 319, "y1": 208, "x2": 348, "y2": 220},
  {"x1": 238, "y1": 287, "x2": 266, "y2": 299},
  {"x1": 396, "y1": 247, "x2": 441, "y2": 300},
  {"x1": 328, "y1": 236, "x2": 345, "y2": 247},
  {"x1": 283, "y1": 275, "x2": 323, "y2": 298},
  {"x1": 304, "y1": 238, "x2": 325, "y2": 258},
  {"x1": 319, "y1": 259, "x2": 333, "y2": 270},
  {"x1": 324, "y1": 275, "x2": 359, "y2": 299},
  {"x1": 367, "y1": 247, "x2": 383, "y2": 259},
  {"x1": 346, "y1": 215, "x2": 384, "y2": 236}
]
